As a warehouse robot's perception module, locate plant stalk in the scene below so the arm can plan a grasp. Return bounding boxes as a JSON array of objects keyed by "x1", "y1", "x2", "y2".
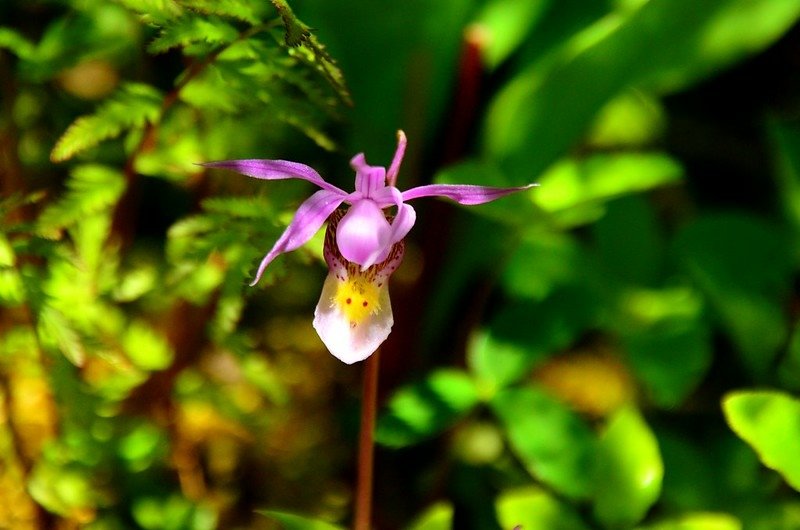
[{"x1": 354, "y1": 349, "x2": 380, "y2": 530}]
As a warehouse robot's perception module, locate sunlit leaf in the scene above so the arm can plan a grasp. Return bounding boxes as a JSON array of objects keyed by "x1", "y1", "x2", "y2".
[
  {"x1": 532, "y1": 153, "x2": 682, "y2": 227},
  {"x1": 147, "y1": 16, "x2": 239, "y2": 55},
  {"x1": 406, "y1": 502, "x2": 453, "y2": 530},
  {"x1": 37, "y1": 165, "x2": 125, "y2": 237},
  {"x1": 123, "y1": 321, "x2": 174, "y2": 371},
  {"x1": 376, "y1": 369, "x2": 479, "y2": 448},
  {"x1": 635, "y1": 512, "x2": 741, "y2": 530},
  {"x1": 615, "y1": 286, "x2": 712, "y2": 408},
  {"x1": 179, "y1": 0, "x2": 263, "y2": 24},
  {"x1": 0, "y1": 26, "x2": 36, "y2": 59},
  {"x1": 593, "y1": 406, "x2": 663, "y2": 527},
  {"x1": 587, "y1": 89, "x2": 666, "y2": 148},
  {"x1": 484, "y1": 0, "x2": 800, "y2": 179},
  {"x1": 496, "y1": 487, "x2": 589, "y2": 530},
  {"x1": 723, "y1": 390, "x2": 800, "y2": 492},
  {"x1": 471, "y1": 0, "x2": 551, "y2": 69},
  {"x1": 491, "y1": 386, "x2": 595, "y2": 499},
  {"x1": 257, "y1": 510, "x2": 345, "y2": 530}
]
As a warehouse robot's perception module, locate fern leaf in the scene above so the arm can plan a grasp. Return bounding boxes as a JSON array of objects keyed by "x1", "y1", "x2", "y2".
[
  {"x1": 268, "y1": 0, "x2": 310, "y2": 47},
  {"x1": 148, "y1": 15, "x2": 240, "y2": 55},
  {"x1": 179, "y1": 0, "x2": 263, "y2": 24},
  {"x1": 267, "y1": 0, "x2": 351, "y2": 105},
  {"x1": 114, "y1": 0, "x2": 184, "y2": 26},
  {"x1": 289, "y1": 35, "x2": 352, "y2": 106},
  {"x1": 38, "y1": 306, "x2": 86, "y2": 366},
  {"x1": 51, "y1": 83, "x2": 163, "y2": 162},
  {"x1": 0, "y1": 27, "x2": 36, "y2": 59},
  {"x1": 37, "y1": 165, "x2": 126, "y2": 238}
]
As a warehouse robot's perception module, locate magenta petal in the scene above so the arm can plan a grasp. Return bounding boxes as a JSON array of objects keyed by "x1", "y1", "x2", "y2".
[
  {"x1": 336, "y1": 200, "x2": 392, "y2": 268},
  {"x1": 202, "y1": 159, "x2": 347, "y2": 195},
  {"x1": 402, "y1": 183, "x2": 537, "y2": 205},
  {"x1": 249, "y1": 190, "x2": 346, "y2": 286},
  {"x1": 386, "y1": 203, "x2": 416, "y2": 247},
  {"x1": 350, "y1": 154, "x2": 386, "y2": 198}
]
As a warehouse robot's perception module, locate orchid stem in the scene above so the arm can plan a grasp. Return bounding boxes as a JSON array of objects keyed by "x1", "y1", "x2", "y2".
[{"x1": 354, "y1": 349, "x2": 380, "y2": 530}]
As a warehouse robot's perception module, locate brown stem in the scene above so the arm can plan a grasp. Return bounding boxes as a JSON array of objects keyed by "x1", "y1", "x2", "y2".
[{"x1": 353, "y1": 349, "x2": 380, "y2": 530}]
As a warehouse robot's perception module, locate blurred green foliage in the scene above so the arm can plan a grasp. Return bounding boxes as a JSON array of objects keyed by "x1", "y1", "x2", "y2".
[{"x1": 2, "y1": 0, "x2": 800, "y2": 529}]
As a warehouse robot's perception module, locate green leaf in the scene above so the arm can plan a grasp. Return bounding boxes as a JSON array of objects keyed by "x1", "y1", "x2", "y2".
[
  {"x1": 500, "y1": 229, "x2": 584, "y2": 300},
  {"x1": 674, "y1": 213, "x2": 793, "y2": 377},
  {"x1": 178, "y1": 0, "x2": 263, "y2": 24},
  {"x1": 468, "y1": 286, "x2": 597, "y2": 390},
  {"x1": 484, "y1": 0, "x2": 800, "y2": 180},
  {"x1": 770, "y1": 119, "x2": 800, "y2": 233},
  {"x1": 269, "y1": 0, "x2": 310, "y2": 46},
  {"x1": 51, "y1": 83, "x2": 163, "y2": 162},
  {"x1": 269, "y1": 0, "x2": 351, "y2": 105},
  {"x1": 257, "y1": 510, "x2": 344, "y2": 530},
  {"x1": 123, "y1": 321, "x2": 175, "y2": 371},
  {"x1": 723, "y1": 390, "x2": 800, "y2": 492},
  {"x1": 587, "y1": 89, "x2": 666, "y2": 148},
  {"x1": 635, "y1": 513, "x2": 741, "y2": 530},
  {"x1": 471, "y1": 0, "x2": 552, "y2": 70},
  {"x1": 532, "y1": 153, "x2": 683, "y2": 228},
  {"x1": 406, "y1": 502, "x2": 453, "y2": 530},
  {"x1": 609, "y1": 282, "x2": 712, "y2": 408},
  {"x1": 619, "y1": 289, "x2": 712, "y2": 408},
  {"x1": 491, "y1": 386, "x2": 595, "y2": 499},
  {"x1": 376, "y1": 369, "x2": 479, "y2": 448},
  {"x1": 0, "y1": 26, "x2": 36, "y2": 59},
  {"x1": 496, "y1": 487, "x2": 589, "y2": 530},
  {"x1": 592, "y1": 196, "x2": 663, "y2": 285},
  {"x1": 593, "y1": 406, "x2": 663, "y2": 528},
  {"x1": 116, "y1": 0, "x2": 183, "y2": 25},
  {"x1": 147, "y1": 16, "x2": 239, "y2": 54},
  {"x1": 36, "y1": 165, "x2": 125, "y2": 237}
]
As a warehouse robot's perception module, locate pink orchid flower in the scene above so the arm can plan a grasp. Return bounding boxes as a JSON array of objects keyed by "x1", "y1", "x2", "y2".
[{"x1": 204, "y1": 131, "x2": 535, "y2": 364}]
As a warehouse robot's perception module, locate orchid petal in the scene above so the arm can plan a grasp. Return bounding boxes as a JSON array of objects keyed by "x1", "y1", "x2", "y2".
[
  {"x1": 250, "y1": 189, "x2": 346, "y2": 286},
  {"x1": 386, "y1": 130, "x2": 407, "y2": 187},
  {"x1": 357, "y1": 202, "x2": 415, "y2": 270},
  {"x1": 336, "y1": 200, "x2": 392, "y2": 268},
  {"x1": 350, "y1": 154, "x2": 386, "y2": 198},
  {"x1": 402, "y1": 183, "x2": 537, "y2": 205},
  {"x1": 387, "y1": 203, "x2": 416, "y2": 248},
  {"x1": 202, "y1": 159, "x2": 347, "y2": 195},
  {"x1": 313, "y1": 273, "x2": 393, "y2": 364},
  {"x1": 371, "y1": 185, "x2": 403, "y2": 209},
  {"x1": 315, "y1": 215, "x2": 405, "y2": 363}
]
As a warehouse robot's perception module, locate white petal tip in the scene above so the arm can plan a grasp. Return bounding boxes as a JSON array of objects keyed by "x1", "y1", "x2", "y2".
[{"x1": 312, "y1": 274, "x2": 393, "y2": 364}]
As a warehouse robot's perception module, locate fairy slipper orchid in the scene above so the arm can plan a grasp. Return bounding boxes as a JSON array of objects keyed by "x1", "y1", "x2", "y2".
[{"x1": 203, "y1": 131, "x2": 535, "y2": 363}]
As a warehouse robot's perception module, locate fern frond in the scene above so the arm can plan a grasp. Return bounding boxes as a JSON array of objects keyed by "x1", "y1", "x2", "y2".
[
  {"x1": 39, "y1": 305, "x2": 87, "y2": 366},
  {"x1": 291, "y1": 34, "x2": 352, "y2": 106},
  {"x1": 51, "y1": 83, "x2": 163, "y2": 162},
  {"x1": 268, "y1": 0, "x2": 310, "y2": 47},
  {"x1": 0, "y1": 27, "x2": 36, "y2": 59},
  {"x1": 178, "y1": 0, "x2": 263, "y2": 25},
  {"x1": 114, "y1": 0, "x2": 184, "y2": 26},
  {"x1": 37, "y1": 165, "x2": 126, "y2": 238},
  {"x1": 267, "y1": 0, "x2": 351, "y2": 105},
  {"x1": 148, "y1": 15, "x2": 239, "y2": 55},
  {"x1": 202, "y1": 196, "x2": 276, "y2": 218}
]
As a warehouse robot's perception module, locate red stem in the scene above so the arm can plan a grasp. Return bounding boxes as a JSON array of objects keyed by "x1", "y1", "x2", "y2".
[{"x1": 354, "y1": 349, "x2": 380, "y2": 530}]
